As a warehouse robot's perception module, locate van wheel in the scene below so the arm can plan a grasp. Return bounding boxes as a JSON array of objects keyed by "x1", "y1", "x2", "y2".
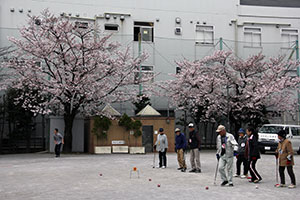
[{"x1": 260, "y1": 150, "x2": 265, "y2": 154}]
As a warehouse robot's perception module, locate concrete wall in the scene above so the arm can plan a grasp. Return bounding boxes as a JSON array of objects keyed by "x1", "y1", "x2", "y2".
[{"x1": 49, "y1": 116, "x2": 84, "y2": 153}]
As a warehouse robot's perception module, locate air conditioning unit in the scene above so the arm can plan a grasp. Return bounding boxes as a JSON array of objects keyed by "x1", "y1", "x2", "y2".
[{"x1": 174, "y1": 27, "x2": 182, "y2": 35}]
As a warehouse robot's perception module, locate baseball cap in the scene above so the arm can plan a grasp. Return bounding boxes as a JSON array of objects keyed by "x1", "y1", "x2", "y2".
[
  {"x1": 188, "y1": 123, "x2": 194, "y2": 127},
  {"x1": 238, "y1": 128, "x2": 245, "y2": 134},
  {"x1": 216, "y1": 125, "x2": 226, "y2": 133},
  {"x1": 175, "y1": 128, "x2": 181, "y2": 132},
  {"x1": 159, "y1": 128, "x2": 164, "y2": 132}
]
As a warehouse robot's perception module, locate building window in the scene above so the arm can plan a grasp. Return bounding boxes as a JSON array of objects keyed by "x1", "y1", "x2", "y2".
[
  {"x1": 104, "y1": 24, "x2": 119, "y2": 31},
  {"x1": 75, "y1": 21, "x2": 88, "y2": 29},
  {"x1": 134, "y1": 65, "x2": 154, "y2": 83},
  {"x1": 281, "y1": 28, "x2": 298, "y2": 48},
  {"x1": 244, "y1": 27, "x2": 262, "y2": 48},
  {"x1": 195, "y1": 25, "x2": 214, "y2": 45},
  {"x1": 134, "y1": 22, "x2": 154, "y2": 42}
]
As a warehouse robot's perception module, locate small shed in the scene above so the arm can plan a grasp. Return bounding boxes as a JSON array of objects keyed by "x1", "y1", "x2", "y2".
[{"x1": 135, "y1": 105, "x2": 175, "y2": 153}]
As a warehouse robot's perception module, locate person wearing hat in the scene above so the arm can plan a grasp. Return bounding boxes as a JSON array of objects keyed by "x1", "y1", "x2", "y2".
[
  {"x1": 216, "y1": 125, "x2": 238, "y2": 186},
  {"x1": 175, "y1": 128, "x2": 187, "y2": 172},
  {"x1": 188, "y1": 123, "x2": 202, "y2": 173},
  {"x1": 234, "y1": 128, "x2": 248, "y2": 178},
  {"x1": 154, "y1": 128, "x2": 168, "y2": 168},
  {"x1": 275, "y1": 130, "x2": 296, "y2": 188}
]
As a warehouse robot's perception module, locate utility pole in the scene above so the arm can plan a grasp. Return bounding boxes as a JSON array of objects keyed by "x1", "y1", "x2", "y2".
[
  {"x1": 138, "y1": 32, "x2": 142, "y2": 96},
  {"x1": 219, "y1": 37, "x2": 223, "y2": 51},
  {"x1": 296, "y1": 40, "x2": 300, "y2": 124},
  {"x1": 220, "y1": 37, "x2": 230, "y2": 130}
]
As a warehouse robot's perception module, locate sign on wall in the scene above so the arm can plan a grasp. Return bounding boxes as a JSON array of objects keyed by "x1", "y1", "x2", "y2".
[{"x1": 112, "y1": 140, "x2": 125, "y2": 145}]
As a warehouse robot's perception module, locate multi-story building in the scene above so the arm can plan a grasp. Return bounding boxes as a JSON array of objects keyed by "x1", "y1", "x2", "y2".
[
  {"x1": 1, "y1": 0, "x2": 300, "y2": 152},
  {"x1": 1, "y1": 0, "x2": 300, "y2": 115}
]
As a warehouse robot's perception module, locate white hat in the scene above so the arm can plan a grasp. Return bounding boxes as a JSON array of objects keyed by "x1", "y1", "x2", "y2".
[
  {"x1": 188, "y1": 123, "x2": 194, "y2": 127},
  {"x1": 175, "y1": 128, "x2": 181, "y2": 132},
  {"x1": 216, "y1": 125, "x2": 226, "y2": 133}
]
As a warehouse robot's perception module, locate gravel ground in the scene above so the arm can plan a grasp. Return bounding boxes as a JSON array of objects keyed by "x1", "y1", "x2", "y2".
[{"x1": 0, "y1": 151, "x2": 299, "y2": 200}]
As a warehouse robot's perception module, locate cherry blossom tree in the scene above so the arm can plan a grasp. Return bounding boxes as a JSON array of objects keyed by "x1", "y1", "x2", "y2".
[
  {"x1": 226, "y1": 53, "x2": 300, "y2": 131},
  {"x1": 5, "y1": 10, "x2": 148, "y2": 152},
  {"x1": 164, "y1": 50, "x2": 300, "y2": 133}
]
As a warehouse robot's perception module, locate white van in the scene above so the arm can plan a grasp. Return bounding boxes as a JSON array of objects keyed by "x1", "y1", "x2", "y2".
[{"x1": 258, "y1": 124, "x2": 300, "y2": 154}]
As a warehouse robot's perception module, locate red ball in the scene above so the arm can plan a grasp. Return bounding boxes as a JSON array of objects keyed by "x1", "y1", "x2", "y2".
[
  {"x1": 205, "y1": 186, "x2": 209, "y2": 190},
  {"x1": 99, "y1": 174, "x2": 102, "y2": 176},
  {"x1": 157, "y1": 184, "x2": 161, "y2": 187}
]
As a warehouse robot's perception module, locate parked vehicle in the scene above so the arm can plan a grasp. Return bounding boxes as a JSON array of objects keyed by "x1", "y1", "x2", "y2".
[{"x1": 258, "y1": 124, "x2": 300, "y2": 154}]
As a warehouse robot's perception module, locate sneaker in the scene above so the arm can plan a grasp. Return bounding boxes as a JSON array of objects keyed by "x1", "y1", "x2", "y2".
[
  {"x1": 181, "y1": 168, "x2": 187, "y2": 172},
  {"x1": 253, "y1": 179, "x2": 259, "y2": 183},
  {"x1": 189, "y1": 169, "x2": 197, "y2": 173},
  {"x1": 288, "y1": 184, "x2": 296, "y2": 189},
  {"x1": 247, "y1": 176, "x2": 252, "y2": 179},
  {"x1": 275, "y1": 184, "x2": 286, "y2": 188},
  {"x1": 240, "y1": 175, "x2": 247, "y2": 179},
  {"x1": 177, "y1": 167, "x2": 183, "y2": 170},
  {"x1": 221, "y1": 181, "x2": 228, "y2": 186},
  {"x1": 162, "y1": 166, "x2": 166, "y2": 169},
  {"x1": 234, "y1": 174, "x2": 239, "y2": 177},
  {"x1": 156, "y1": 166, "x2": 162, "y2": 168},
  {"x1": 228, "y1": 183, "x2": 234, "y2": 187},
  {"x1": 195, "y1": 169, "x2": 201, "y2": 173}
]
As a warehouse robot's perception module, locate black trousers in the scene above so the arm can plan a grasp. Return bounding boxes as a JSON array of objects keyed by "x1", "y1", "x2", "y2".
[
  {"x1": 55, "y1": 143, "x2": 62, "y2": 157},
  {"x1": 249, "y1": 159, "x2": 262, "y2": 181},
  {"x1": 236, "y1": 155, "x2": 248, "y2": 175},
  {"x1": 159, "y1": 150, "x2": 167, "y2": 167},
  {"x1": 279, "y1": 166, "x2": 296, "y2": 185}
]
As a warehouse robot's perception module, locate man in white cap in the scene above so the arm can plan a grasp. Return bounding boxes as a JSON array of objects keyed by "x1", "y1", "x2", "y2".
[
  {"x1": 216, "y1": 125, "x2": 238, "y2": 186},
  {"x1": 188, "y1": 123, "x2": 201, "y2": 173}
]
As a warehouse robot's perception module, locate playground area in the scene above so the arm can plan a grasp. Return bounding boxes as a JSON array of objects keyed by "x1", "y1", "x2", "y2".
[{"x1": 0, "y1": 151, "x2": 299, "y2": 200}]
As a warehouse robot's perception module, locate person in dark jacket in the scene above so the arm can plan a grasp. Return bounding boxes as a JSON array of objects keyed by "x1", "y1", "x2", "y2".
[
  {"x1": 188, "y1": 123, "x2": 201, "y2": 173},
  {"x1": 234, "y1": 128, "x2": 248, "y2": 178},
  {"x1": 175, "y1": 128, "x2": 187, "y2": 172},
  {"x1": 245, "y1": 126, "x2": 262, "y2": 183}
]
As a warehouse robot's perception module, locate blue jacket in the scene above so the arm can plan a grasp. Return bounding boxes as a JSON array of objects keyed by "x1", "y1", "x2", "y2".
[{"x1": 175, "y1": 133, "x2": 187, "y2": 150}]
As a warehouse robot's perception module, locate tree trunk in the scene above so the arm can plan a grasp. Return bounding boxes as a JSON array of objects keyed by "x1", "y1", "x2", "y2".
[
  {"x1": 204, "y1": 122, "x2": 208, "y2": 149},
  {"x1": 0, "y1": 95, "x2": 5, "y2": 154},
  {"x1": 42, "y1": 115, "x2": 45, "y2": 150},
  {"x1": 63, "y1": 106, "x2": 77, "y2": 153}
]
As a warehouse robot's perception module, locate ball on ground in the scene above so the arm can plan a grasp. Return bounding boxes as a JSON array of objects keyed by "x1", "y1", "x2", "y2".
[
  {"x1": 205, "y1": 186, "x2": 209, "y2": 190},
  {"x1": 255, "y1": 185, "x2": 259, "y2": 189},
  {"x1": 149, "y1": 178, "x2": 152, "y2": 181},
  {"x1": 157, "y1": 184, "x2": 161, "y2": 187},
  {"x1": 99, "y1": 173, "x2": 102, "y2": 176}
]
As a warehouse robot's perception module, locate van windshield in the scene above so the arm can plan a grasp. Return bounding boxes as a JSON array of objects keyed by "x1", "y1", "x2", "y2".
[{"x1": 259, "y1": 126, "x2": 284, "y2": 134}]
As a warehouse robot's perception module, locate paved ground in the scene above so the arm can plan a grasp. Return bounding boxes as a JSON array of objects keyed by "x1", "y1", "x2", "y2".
[{"x1": 0, "y1": 151, "x2": 299, "y2": 200}]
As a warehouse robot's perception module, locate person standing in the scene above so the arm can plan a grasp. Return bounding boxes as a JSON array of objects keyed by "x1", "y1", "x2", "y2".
[
  {"x1": 175, "y1": 128, "x2": 187, "y2": 172},
  {"x1": 53, "y1": 128, "x2": 64, "y2": 157},
  {"x1": 245, "y1": 126, "x2": 262, "y2": 183},
  {"x1": 188, "y1": 123, "x2": 201, "y2": 173},
  {"x1": 275, "y1": 130, "x2": 296, "y2": 188},
  {"x1": 154, "y1": 128, "x2": 168, "y2": 168},
  {"x1": 234, "y1": 128, "x2": 248, "y2": 178},
  {"x1": 216, "y1": 125, "x2": 238, "y2": 186}
]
